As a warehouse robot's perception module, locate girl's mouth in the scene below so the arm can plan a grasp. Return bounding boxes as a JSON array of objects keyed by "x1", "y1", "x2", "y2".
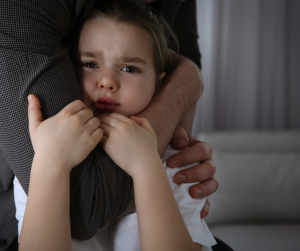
[{"x1": 93, "y1": 97, "x2": 120, "y2": 113}]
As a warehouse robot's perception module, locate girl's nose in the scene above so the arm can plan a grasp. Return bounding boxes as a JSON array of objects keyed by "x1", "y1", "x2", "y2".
[{"x1": 98, "y1": 71, "x2": 120, "y2": 92}]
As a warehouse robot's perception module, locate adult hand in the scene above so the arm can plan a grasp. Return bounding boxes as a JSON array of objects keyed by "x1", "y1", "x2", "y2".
[{"x1": 167, "y1": 126, "x2": 219, "y2": 218}]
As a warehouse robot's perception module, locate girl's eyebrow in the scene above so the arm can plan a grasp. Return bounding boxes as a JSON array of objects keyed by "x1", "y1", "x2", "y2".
[
  {"x1": 122, "y1": 57, "x2": 147, "y2": 65},
  {"x1": 80, "y1": 51, "x2": 103, "y2": 58},
  {"x1": 79, "y1": 51, "x2": 147, "y2": 65}
]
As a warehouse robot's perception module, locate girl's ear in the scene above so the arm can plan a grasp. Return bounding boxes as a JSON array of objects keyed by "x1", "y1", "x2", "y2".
[{"x1": 159, "y1": 72, "x2": 166, "y2": 81}]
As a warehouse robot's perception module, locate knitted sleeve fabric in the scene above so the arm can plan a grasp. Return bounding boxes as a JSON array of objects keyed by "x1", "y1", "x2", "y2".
[
  {"x1": 150, "y1": 0, "x2": 201, "y2": 69},
  {"x1": 0, "y1": 0, "x2": 133, "y2": 240},
  {"x1": 173, "y1": 0, "x2": 202, "y2": 70}
]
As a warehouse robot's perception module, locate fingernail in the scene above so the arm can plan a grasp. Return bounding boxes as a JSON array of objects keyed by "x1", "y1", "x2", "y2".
[
  {"x1": 177, "y1": 174, "x2": 186, "y2": 183},
  {"x1": 195, "y1": 188, "x2": 202, "y2": 197},
  {"x1": 28, "y1": 95, "x2": 32, "y2": 103},
  {"x1": 168, "y1": 157, "x2": 177, "y2": 167}
]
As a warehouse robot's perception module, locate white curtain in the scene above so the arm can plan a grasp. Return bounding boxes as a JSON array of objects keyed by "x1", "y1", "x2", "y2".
[{"x1": 192, "y1": 0, "x2": 300, "y2": 134}]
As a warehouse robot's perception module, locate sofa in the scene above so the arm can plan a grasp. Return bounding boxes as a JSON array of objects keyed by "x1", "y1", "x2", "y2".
[{"x1": 197, "y1": 131, "x2": 300, "y2": 251}]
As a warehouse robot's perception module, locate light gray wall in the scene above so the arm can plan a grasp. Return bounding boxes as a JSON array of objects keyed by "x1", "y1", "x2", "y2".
[{"x1": 192, "y1": 0, "x2": 300, "y2": 134}]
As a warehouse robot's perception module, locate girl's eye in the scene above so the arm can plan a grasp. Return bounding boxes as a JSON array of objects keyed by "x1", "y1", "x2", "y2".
[
  {"x1": 82, "y1": 62, "x2": 98, "y2": 68},
  {"x1": 121, "y1": 66, "x2": 140, "y2": 73}
]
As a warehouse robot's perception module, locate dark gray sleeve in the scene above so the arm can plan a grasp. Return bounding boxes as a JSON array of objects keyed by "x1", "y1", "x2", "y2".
[
  {"x1": 172, "y1": 0, "x2": 202, "y2": 69},
  {"x1": 0, "y1": 144, "x2": 17, "y2": 250},
  {"x1": 0, "y1": 188, "x2": 18, "y2": 251},
  {"x1": 0, "y1": 0, "x2": 132, "y2": 240}
]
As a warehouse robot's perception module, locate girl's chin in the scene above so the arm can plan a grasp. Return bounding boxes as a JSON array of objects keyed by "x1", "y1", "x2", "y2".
[
  {"x1": 97, "y1": 113, "x2": 112, "y2": 119},
  {"x1": 96, "y1": 112, "x2": 133, "y2": 120}
]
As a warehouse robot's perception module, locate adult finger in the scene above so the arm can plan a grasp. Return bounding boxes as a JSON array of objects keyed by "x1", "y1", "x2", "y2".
[
  {"x1": 173, "y1": 159, "x2": 216, "y2": 184},
  {"x1": 200, "y1": 199, "x2": 210, "y2": 219},
  {"x1": 188, "y1": 177, "x2": 219, "y2": 199},
  {"x1": 167, "y1": 140, "x2": 213, "y2": 168},
  {"x1": 170, "y1": 126, "x2": 188, "y2": 150},
  {"x1": 62, "y1": 100, "x2": 87, "y2": 114},
  {"x1": 28, "y1": 94, "x2": 43, "y2": 134}
]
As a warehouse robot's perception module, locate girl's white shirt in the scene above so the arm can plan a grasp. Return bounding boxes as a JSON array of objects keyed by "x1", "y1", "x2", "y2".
[{"x1": 14, "y1": 146, "x2": 216, "y2": 251}]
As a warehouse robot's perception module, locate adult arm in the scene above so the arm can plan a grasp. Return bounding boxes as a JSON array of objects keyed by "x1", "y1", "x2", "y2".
[
  {"x1": 0, "y1": 0, "x2": 132, "y2": 239},
  {"x1": 138, "y1": 0, "x2": 203, "y2": 156},
  {"x1": 144, "y1": 0, "x2": 219, "y2": 215},
  {"x1": 137, "y1": 52, "x2": 218, "y2": 217},
  {"x1": 137, "y1": 50, "x2": 202, "y2": 156},
  {"x1": 139, "y1": 0, "x2": 203, "y2": 155},
  {"x1": 171, "y1": 0, "x2": 202, "y2": 133},
  {"x1": 169, "y1": 0, "x2": 218, "y2": 220}
]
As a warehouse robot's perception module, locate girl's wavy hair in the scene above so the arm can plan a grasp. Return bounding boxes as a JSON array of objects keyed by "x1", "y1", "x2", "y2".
[{"x1": 81, "y1": 0, "x2": 178, "y2": 92}]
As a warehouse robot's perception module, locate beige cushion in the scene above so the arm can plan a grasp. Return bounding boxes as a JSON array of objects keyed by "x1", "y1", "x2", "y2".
[
  {"x1": 197, "y1": 131, "x2": 300, "y2": 152},
  {"x1": 205, "y1": 151, "x2": 300, "y2": 224},
  {"x1": 210, "y1": 224, "x2": 300, "y2": 251}
]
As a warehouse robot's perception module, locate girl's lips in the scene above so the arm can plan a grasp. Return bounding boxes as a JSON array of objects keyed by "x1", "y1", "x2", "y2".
[{"x1": 93, "y1": 97, "x2": 119, "y2": 113}]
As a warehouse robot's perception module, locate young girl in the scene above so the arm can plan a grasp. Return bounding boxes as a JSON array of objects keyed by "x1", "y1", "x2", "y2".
[{"x1": 16, "y1": 1, "x2": 216, "y2": 250}]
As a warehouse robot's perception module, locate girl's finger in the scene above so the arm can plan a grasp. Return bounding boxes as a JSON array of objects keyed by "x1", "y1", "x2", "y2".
[
  {"x1": 99, "y1": 123, "x2": 112, "y2": 137},
  {"x1": 76, "y1": 108, "x2": 94, "y2": 124},
  {"x1": 28, "y1": 94, "x2": 43, "y2": 134},
  {"x1": 100, "y1": 115, "x2": 123, "y2": 128},
  {"x1": 62, "y1": 100, "x2": 87, "y2": 115},
  {"x1": 130, "y1": 116, "x2": 155, "y2": 134},
  {"x1": 91, "y1": 128, "x2": 103, "y2": 144},
  {"x1": 86, "y1": 117, "x2": 100, "y2": 134},
  {"x1": 109, "y1": 113, "x2": 131, "y2": 122}
]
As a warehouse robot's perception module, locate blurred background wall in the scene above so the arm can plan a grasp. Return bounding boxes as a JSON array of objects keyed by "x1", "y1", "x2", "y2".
[
  {"x1": 192, "y1": 0, "x2": 300, "y2": 135},
  {"x1": 192, "y1": 2, "x2": 300, "y2": 249}
]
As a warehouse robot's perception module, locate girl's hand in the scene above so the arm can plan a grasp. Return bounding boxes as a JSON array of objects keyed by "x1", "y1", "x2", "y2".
[
  {"x1": 28, "y1": 94, "x2": 103, "y2": 172},
  {"x1": 99, "y1": 113, "x2": 159, "y2": 176}
]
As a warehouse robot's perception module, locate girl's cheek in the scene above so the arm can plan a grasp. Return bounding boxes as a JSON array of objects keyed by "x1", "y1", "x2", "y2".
[
  {"x1": 81, "y1": 72, "x2": 96, "y2": 89},
  {"x1": 124, "y1": 86, "x2": 153, "y2": 113}
]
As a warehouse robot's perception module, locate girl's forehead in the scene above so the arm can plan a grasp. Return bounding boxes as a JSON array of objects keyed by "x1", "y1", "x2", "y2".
[
  {"x1": 140, "y1": 0, "x2": 157, "y2": 2},
  {"x1": 79, "y1": 20, "x2": 153, "y2": 60}
]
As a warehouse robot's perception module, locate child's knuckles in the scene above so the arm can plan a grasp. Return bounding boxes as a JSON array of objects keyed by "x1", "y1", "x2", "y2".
[
  {"x1": 119, "y1": 121, "x2": 131, "y2": 132},
  {"x1": 129, "y1": 120, "x2": 139, "y2": 128},
  {"x1": 60, "y1": 109, "x2": 71, "y2": 118},
  {"x1": 73, "y1": 99, "x2": 85, "y2": 107},
  {"x1": 93, "y1": 117, "x2": 101, "y2": 126},
  {"x1": 87, "y1": 109, "x2": 94, "y2": 118},
  {"x1": 71, "y1": 114, "x2": 83, "y2": 126}
]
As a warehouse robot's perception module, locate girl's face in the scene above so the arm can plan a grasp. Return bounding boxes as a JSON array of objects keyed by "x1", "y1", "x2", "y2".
[{"x1": 75, "y1": 20, "x2": 163, "y2": 118}]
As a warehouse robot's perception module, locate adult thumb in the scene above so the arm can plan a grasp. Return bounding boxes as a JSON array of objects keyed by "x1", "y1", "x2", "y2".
[
  {"x1": 170, "y1": 126, "x2": 188, "y2": 150},
  {"x1": 28, "y1": 94, "x2": 43, "y2": 135}
]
